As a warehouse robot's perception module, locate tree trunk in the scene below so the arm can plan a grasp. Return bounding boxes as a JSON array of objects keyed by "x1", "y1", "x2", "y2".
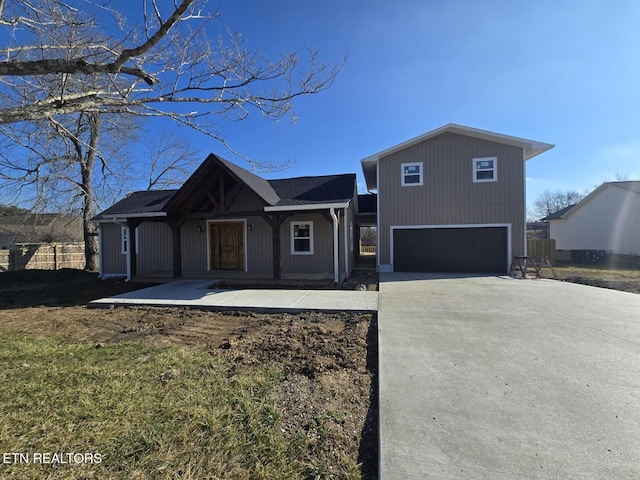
[{"x1": 82, "y1": 114, "x2": 99, "y2": 271}]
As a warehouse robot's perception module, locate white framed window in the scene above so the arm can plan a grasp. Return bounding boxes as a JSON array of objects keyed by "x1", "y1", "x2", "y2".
[
  {"x1": 401, "y1": 162, "x2": 423, "y2": 186},
  {"x1": 473, "y1": 157, "x2": 497, "y2": 183},
  {"x1": 121, "y1": 226, "x2": 139, "y2": 254},
  {"x1": 291, "y1": 221, "x2": 314, "y2": 255}
]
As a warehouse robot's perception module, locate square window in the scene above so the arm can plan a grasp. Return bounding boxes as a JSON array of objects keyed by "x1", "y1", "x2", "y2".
[
  {"x1": 291, "y1": 221, "x2": 314, "y2": 255},
  {"x1": 473, "y1": 157, "x2": 497, "y2": 183},
  {"x1": 401, "y1": 162, "x2": 423, "y2": 186}
]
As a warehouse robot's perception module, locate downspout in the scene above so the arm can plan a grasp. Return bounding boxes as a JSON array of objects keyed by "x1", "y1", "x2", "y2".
[{"x1": 330, "y1": 207, "x2": 340, "y2": 284}]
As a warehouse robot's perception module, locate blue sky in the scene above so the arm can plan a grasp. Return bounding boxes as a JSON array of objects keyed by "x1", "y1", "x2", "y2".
[
  {"x1": 188, "y1": 0, "x2": 640, "y2": 210},
  {"x1": 3, "y1": 0, "x2": 639, "y2": 212}
]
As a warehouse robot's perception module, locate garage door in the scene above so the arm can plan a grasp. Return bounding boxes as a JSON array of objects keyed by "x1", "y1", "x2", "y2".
[{"x1": 393, "y1": 227, "x2": 508, "y2": 273}]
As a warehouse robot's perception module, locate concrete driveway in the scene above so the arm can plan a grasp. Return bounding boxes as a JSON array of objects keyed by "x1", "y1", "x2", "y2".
[{"x1": 378, "y1": 273, "x2": 640, "y2": 479}]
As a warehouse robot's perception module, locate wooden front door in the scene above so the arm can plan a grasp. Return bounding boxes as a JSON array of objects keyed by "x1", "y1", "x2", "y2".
[{"x1": 209, "y1": 222, "x2": 245, "y2": 270}]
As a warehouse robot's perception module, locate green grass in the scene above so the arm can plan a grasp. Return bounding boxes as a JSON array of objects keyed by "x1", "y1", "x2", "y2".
[{"x1": 0, "y1": 334, "x2": 360, "y2": 479}]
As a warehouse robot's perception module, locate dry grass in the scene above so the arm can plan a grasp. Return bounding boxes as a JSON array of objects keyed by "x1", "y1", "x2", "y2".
[
  {"x1": 0, "y1": 270, "x2": 375, "y2": 479},
  {"x1": 0, "y1": 334, "x2": 362, "y2": 479},
  {"x1": 544, "y1": 261, "x2": 640, "y2": 294}
]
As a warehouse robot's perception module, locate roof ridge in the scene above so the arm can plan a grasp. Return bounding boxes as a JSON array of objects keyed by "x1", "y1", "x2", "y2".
[{"x1": 268, "y1": 172, "x2": 355, "y2": 182}]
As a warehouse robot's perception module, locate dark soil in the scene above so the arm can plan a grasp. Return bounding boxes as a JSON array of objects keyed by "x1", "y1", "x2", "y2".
[{"x1": 0, "y1": 269, "x2": 378, "y2": 478}]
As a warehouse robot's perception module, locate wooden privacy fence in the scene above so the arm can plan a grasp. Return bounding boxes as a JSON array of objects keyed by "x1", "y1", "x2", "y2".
[
  {"x1": 0, "y1": 243, "x2": 85, "y2": 272},
  {"x1": 527, "y1": 238, "x2": 556, "y2": 265}
]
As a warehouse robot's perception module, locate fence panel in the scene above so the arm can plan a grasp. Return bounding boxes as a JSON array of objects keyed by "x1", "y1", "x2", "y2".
[
  {"x1": 0, "y1": 243, "x2": 85, "y2": 272},
  {"x1": 527, "y1": 239, "x2": 556, "y2": 265}
]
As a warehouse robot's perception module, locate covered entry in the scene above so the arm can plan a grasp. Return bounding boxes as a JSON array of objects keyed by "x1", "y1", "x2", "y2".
[
  {"x1": 392, "y1": 225, "x2": 509, "y2": 273},
  {"x1": 209, "y1": 221, "x2": 245, "y2": 270}
]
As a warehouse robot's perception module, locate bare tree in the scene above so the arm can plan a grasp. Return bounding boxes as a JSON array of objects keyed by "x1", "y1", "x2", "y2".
[
  {"x1": 141, "y1": 132, "x2": 200, "y2": 190},
  {"x1": 0, "y1": 0, "x2": 342, "y2": 163},
  {"x1": 531, "y1": 189, "x2": 584, "y2": 221},
  {"x1": 0, "y1": 0, "x2": 343, "y2": 270},
  {"x1": 360, "y1": 227, "x2": 377, "y2": 246}
]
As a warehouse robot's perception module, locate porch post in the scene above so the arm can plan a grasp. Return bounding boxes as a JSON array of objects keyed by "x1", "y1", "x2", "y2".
[
  {"x1": 171, "y1": 221, "x2": 182, "y2": 278},
  {"x1": 272, "y1": 221, "x2": 281, "y2": 280},
  {"x1": 330, "y1": 207, "x2": 340, "y2": 284},
  {"x1": 267, "y1": 213, "x2": 290, "y2": 280}
]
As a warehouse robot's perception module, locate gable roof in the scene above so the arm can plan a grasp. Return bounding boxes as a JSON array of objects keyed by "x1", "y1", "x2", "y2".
[
  {"x1": 93, "y1": 154, "x2": 356, "y2": 220},
  {"x1": 164, "y1": 154, "x2": 281, "y2": 212},
  {"x1": 546, "y1": 181, "x2": 640, "y2": 221},
  {"x1": 361, "y1": 123, "x2": 554, "y2": 191}
]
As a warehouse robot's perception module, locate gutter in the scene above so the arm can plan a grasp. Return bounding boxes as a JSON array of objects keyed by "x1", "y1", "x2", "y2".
[{"x1": 264, "y1": 201, "x2": 350, "y2": 212}]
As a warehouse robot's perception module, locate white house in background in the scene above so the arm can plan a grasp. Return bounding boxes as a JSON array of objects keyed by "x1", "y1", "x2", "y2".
[{"x1": 547, "y1": 181, "x2": 640, "y2": 256}]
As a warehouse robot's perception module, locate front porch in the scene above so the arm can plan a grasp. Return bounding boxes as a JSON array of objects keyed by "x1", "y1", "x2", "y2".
[{"x1": 133, "y1": 270, "x2": 346, "y2": 287}]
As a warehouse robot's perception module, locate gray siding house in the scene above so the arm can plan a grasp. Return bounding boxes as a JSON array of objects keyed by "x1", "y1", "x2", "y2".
[
  {"x1": 94, "y1": 123, "x2": 553, "y2": 279},
  {"x1": 361, "y1": 124, "x2": 553, "y2": 273},
  {"x1": 92, "y1": 154, "x2": 358, "y2": 283}
]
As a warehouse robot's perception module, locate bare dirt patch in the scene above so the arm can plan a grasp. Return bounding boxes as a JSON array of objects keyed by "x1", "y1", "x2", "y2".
[{"x1": 0, "y1": 270, "x2": 378, "y2": 478}]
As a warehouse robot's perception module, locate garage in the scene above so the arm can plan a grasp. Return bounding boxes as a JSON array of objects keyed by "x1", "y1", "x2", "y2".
[{"x1": 393, "y1": 226, "x2": 508, "y2": 273}]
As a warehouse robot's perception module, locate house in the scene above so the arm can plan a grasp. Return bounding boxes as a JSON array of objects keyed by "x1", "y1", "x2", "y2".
[
  {"x1": 361, "y1": 124, "x2": 553, "y2": 273},
  {"x1": 93, "y1": 123, "x2": 553, "y2": 280},
  {"x1": 91, "y1": 154, "x2": 359, "y2": 282},
  {"x1": 546, "y1": 181, "x2": 640, "y2": 260}
]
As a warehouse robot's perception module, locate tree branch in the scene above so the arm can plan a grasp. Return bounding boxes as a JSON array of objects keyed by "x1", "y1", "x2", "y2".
[{"x1": 0, "y1": 58, "x2": 157, "y2": 85}]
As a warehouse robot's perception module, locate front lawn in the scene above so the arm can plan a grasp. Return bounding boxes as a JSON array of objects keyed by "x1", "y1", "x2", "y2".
[
  {"x1": 0, "y1": 334, "x2": 364, "y2": 479},
  {"x1": 0, "y1": 270, "x2": 377, "y2": 479}
]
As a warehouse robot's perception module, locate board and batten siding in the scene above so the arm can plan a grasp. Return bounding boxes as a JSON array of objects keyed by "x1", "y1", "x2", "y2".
[
  {"x1": 137, "y1": 222, "x2": 172, "y2": 274},
  {"x1": 100, "y1": 222, "x2": 126, "y2": 274},
  {"x1": 280, "y1": 213, "x2": 335, "y2": 274},
  {"x1": 180, "y1": 219, "x2": 208, "y2": 272},
  {"x1": 98, "y1": 186, "x2": 353, "y2": 277},
  {"x1": 378, "y1": 132, "x2": 526, "y2": 266}
]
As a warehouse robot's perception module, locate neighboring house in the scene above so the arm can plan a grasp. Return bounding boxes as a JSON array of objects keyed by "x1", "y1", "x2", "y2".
[
  {"x1": 361, "y1": 124, "x2": 553, "y2": 273},
  {"x1": 0, "y1": 214, "x2": 83, "y2": 249},
  {"x1": 546, "y1": 181, "x2": 640, "y2": 257},
  {"x1": 91, "y1": 154, "x2": 359, "y2": 282}
]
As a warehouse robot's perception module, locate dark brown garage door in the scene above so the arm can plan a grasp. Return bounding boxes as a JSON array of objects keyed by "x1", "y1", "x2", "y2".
[{"x1": 393, "y1": 227, "x2": 508, "y2": 273}]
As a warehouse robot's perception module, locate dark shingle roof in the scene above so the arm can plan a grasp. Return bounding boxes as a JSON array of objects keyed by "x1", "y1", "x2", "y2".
[
  {"x1": 357, "y1": 194, "x2": 377, "y2": 214},
  {"x1": 544, "y1": 204, "x2": 576, "y2": 220},
  {"x1": 268, "y1": 174, "x2": 356, "y2": 206},
  {"x1": 92, "y1": 190, "x2": 177, "y2": 220},
  {"x1": 93, "y1": 156, "x2": 357, "y2": 220},
  {"x1": 217, "y1": 157, "x2": 280, "y2": 206}
]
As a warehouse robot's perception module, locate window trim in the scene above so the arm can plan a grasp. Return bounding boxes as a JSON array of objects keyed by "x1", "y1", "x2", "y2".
[
  {"x1": 121, "y1": 226, "x2": 139, "y2": 255},
  {"x1": 473, "y1": 157, "x2": 498, "y2": 183},
  {"x1": 401, "y1": 162, "x2": 423, "y2": 186},
  {"x1": 290, "y1": 221, "x2": 314, "y2": 255}
]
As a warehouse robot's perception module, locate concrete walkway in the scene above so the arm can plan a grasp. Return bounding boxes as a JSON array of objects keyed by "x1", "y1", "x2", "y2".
[
  {"x1": 378, "y1": 273, "x2": 640, "y2": 479},
  {"x1": 89, "y1": 280, "x2": 378, "y2": 313}
]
